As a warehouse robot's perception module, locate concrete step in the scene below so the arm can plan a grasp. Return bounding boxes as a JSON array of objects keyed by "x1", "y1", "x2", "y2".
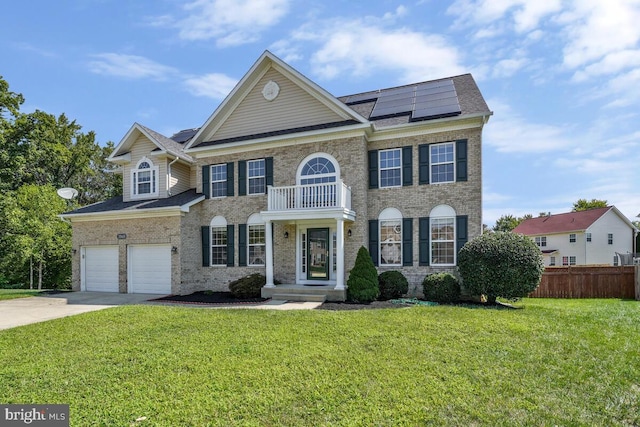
[{"x1": 270, "y1": 293, "x2": 327, "y2": 303}]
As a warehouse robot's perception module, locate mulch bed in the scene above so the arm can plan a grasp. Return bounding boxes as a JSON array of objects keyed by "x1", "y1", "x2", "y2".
[{"x1": 150, "y1": 291, "x2": 267, "y2": 305}]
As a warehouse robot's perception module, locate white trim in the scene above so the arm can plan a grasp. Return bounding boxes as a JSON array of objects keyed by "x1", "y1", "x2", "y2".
[
  {"x1": 429, "y1": 204, "x2": 457, "y2": 267},
  {"x1": 131, "y1": 156, "x2": 159, "y2": 199},
  {"x1": 378, "y1": 148, "x2": 402, "y2": 189},
  {"x1": 60, "y1": 196, "x2": 205, "y2": 222},
  {"x1": 429, "y1": 141, "x2": 455, "y2": 184},
  {"x1": 187, "y1": 123, "x2": 370, "y2": 157},
  {"x1": 296, "y1": 152, "x2": 341, "y2": 184},
  {"x1": 184, "y1": 50, "x2": 368, "y2": 151}
]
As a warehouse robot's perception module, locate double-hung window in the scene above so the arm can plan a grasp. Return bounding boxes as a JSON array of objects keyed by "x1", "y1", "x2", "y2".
[
  {"x1": 248, "y1": 159, "x2": 265, "y2": 194},
  {"x1": 211, "y1": 225, "x2": 228, "y2": 266},
  {"x1": 210, "y1": 164, "x2": 227, "y2": 198},
  {"x1": 535, "y1": 236, "x2": 547, "y2": 247},
  {"x1": 379, "y1": 149, "x2": 401, "y2": 188},
  {"x1": 431, "y1": 217, "x2": 455, "y2": 265},
  {"x1": 586, "y1": 232, "x2": 592, "y2": 242},
  {"x1": 569, "y1": 233, "x2": 576, "y2": 243},
  {"x1": 380, "y1": 219, "x2": 402, "y2": 265},
  {"x1": 430, "y1": 142, "x2": 454, "y2": 183},
  {"x1": 248, "y1": 224, "x2": 265, "y2": 266},
  {"x1": 608, "y1": 233, "x2": 613, "y2": 245}
]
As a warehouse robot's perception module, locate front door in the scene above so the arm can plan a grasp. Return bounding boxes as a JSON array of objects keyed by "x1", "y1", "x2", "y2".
[{"x1": 307, "y1": 228, "x2": 329, "y2": 280}]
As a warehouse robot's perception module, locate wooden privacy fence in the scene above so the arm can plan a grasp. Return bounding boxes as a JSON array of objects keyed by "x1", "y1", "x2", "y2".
[{"x1": 529, "y1": 265, "x2": 640, "y2": 299}]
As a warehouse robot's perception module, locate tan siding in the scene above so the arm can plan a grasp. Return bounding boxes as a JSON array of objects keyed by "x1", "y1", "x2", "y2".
[
  {"x1": 208, "y1": 68, "x2": 345, "y2": 141},
  {"x1": 122, "y1": 134, "x2": 167, "y2": 201},
  {"x1": 169, "y1": 162, "x2": 191, "y2": 196}
]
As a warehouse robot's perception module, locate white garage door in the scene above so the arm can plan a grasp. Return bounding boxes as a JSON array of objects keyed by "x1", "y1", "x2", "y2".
[
  {"x1": 83, "y1": 246, "x2": 119, "y2": 292},
  {"x1": 128, "y1": 245, "x2": 172, "y2": 294}
]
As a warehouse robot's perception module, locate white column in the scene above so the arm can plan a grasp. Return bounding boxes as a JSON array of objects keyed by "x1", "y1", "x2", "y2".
[
  {"x1": 265, "y1": 220, "x2": 275, "y2": 288},
  {"x1": 335, "y1": 219, "x2": 345, "y2": 290}
]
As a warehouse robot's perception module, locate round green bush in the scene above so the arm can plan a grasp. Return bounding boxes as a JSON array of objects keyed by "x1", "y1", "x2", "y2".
[
  {"x1": 377, "y1": 270, "x2": 409, "y2": 300},
  {"x1": 457, "y1": 231, "x2": 544, "y2": 303},
  {"x1": 347, "y1": 246, "x2": 380, "y2": 303},
  {"x1": 228, "y1": 273, "x2": 266, "y2": 298},
  {"x1": 422, "y1": 272, "x2": 460, "y2": 303}
]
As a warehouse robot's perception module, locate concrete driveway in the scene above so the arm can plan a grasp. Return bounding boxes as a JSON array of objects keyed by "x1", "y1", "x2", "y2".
[{"x1": 0, "y1": 292, "x2": 158, "y2": 331}]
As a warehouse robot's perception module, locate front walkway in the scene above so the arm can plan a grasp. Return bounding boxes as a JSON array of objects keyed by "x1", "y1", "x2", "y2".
[{"x1": 0, "y1": 292, "x2": 323, "y2": 331}]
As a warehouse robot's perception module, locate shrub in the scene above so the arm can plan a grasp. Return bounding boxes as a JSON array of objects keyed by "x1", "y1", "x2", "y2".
[
  {"x1": 377, "y1": 270, "x2": 409, "y2": 300},
  {"x1": 347, "y1": 246, "x2": 379, "y2": 303},
  {"x1": 228, "y1": 274, "x2": 266, "y2": 298},
  {"x1": 422, "y1": 272, "x2": 460, "y2": 303},
  {"x1": 457, "y1": 231, "x2": 545, "y2": 303}
]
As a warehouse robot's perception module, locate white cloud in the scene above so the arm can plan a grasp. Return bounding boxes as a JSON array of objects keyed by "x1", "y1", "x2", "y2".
[
  {"x1": 173, "y1": 0, "x2": 290, "y2": 46},
  {"x1": 447, "y1": 0, "x2": 561, "y2": 33},
  {"x1": 88, "y1": 53, "x2": 177, "y2": 80},
  {"x1": 484, "y1": 99, "x2": 573, "y2": 153},
  {"x1": 183, "y1": 73, "x2": 238, "y2": 99},
  {"x1": 559, "y1": 0, "x2": 640, "y2": 70},
  {"x1": 287, "y1": 17, "x2": 465, "y2": 84},
  {"x1": 492, "y1": 58, "x2": 527, "y2": 78}
]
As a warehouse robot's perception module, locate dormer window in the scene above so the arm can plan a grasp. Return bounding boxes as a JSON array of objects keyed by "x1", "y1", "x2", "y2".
[{"x1": 132, "y1": 157, "x2": 158, "y2": 198}]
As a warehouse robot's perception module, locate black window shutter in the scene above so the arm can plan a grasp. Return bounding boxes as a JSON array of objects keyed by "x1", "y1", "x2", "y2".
[
  {"x1": 226, "y1": 162, "x2": 234, "y2": 196},
  {"x1": 456, "y1": 139, "x2": 468, "y2": 182},
  {"x1": 227, "y1": 225, "x2": 235, "y2": 267},
  {"x1": 201, "y1": 226, "x2": 210, "y2": 267},
  {"x1": 419, "y1": 217, "x2": 430, "y2": 266},
  {"x1": 368, "y1": 219, "x2": 379, "y2": 266},
  {"x1": 238, "y1": 161, "x2": 247, "y2": 196},
  {"x1": 238, "y1": 224, "x2": 247, "y2": 267},
  {"x1": 265, "y1": 157, "x2": 273, "y2": 192},
  {"x1": 368, "y1": 150, "x2": 379, "y2": 189},
  {"x1": 202, "y1": 166, "x2": 210, "y2": 199},
  {"x1": 402, "y1": 146, "x2": 413, "y2": 186},
  {"x1": 456, "y1": 215, "x2": 468, "y2": 256},
  {"x1": 402, "y1": 218, "x2": 413, "y2": 266},
  {"x1": 418, "y1": 144, "x2": 429, "y2": 185}
]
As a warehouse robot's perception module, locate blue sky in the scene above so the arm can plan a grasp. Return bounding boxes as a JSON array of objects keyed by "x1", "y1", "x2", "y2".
[{"x1": 1, "y1": 0, "x2": 639, "y2": 226}]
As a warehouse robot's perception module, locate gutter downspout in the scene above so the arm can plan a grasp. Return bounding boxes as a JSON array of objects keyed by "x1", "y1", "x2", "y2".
[{"x1": 167, "y1": 157, "x2": 180, "y2": 196}]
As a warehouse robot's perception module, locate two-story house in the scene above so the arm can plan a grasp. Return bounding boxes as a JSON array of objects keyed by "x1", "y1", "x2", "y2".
[
  {"x1": 62, "y1": 51, "x2": 491, "y2": 300},
  {"x1": 513, "y1": 206, "x2": 637, "y2": 266}
]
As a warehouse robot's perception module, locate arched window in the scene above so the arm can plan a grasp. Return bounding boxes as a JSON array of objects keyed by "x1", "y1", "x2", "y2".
[
  {"x1": 297, "y1": 154, "x2": 339, "y2": 185},
  {"x1": 210, "y1": 216, "x2": 227, "y2": 266},
  {"x1": 430, "y1": 205, "x2": 456, "y2": 266},
  {"x1": 131, "y1": 157, "x2": 158, "y2": 198},
  {"x1": 379, "y1": 208, "x2": 403, "y2": 266},
  {"x1": 247, "y1": 213, "x2": 265, "y2": 266}
]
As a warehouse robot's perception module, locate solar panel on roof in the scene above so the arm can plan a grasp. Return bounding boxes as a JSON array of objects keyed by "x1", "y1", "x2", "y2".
[
  {"x1": 170, "y1": 128, "x2": 199, "y2": 143},
  {"x1": 370, "y1": 85, "x2": 416, "y2": 118},
  {"x1": 411, "y1": 80, "x2": 461, "y2": 121},
  {"x1": 343, "y1": 92, "x2": 379, "y2": 105}
]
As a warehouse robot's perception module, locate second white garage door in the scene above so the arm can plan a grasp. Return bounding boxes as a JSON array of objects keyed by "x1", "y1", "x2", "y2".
[{"x1": 128, "y1": 245, "x2": 172, "y2": 294}]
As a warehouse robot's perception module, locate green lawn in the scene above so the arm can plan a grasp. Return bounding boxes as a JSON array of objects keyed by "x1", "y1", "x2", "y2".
[
  {"x1": 1, "y1": 299, "x2": 639, "y2": 426},
  {"x1": 0, "y1": 289, "x2": 44, "y2": 300}
]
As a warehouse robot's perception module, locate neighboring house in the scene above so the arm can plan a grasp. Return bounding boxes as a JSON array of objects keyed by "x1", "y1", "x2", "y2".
[
  {"x1": 61, "y1": 51, "x2": 491, "y2": 300},
  {"x1": 513, "y1": 206, "x2": 637, "y2": 267}
]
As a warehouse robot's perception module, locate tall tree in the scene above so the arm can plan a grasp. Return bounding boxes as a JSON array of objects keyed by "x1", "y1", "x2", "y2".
[
  {"x1": 493, "y1": 213, "x2": 533, "y2": 232},
  {"x1": 0, "y1": 75, "x2": 120, "y2": 287},
  {"x1": 572, "y1": 199, "x2": 608, "y2": 212},
  {"x1": 1, "y1": 185, "x2": 71, "y2": 288}
]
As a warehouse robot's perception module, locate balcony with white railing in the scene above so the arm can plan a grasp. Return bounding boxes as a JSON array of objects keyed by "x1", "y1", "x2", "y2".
[{"x1": 264, "y1": 180, "x2": 355, "y2": 221}]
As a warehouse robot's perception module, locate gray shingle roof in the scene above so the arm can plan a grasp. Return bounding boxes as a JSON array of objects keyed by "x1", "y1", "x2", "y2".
[
  {"x1": 136, "y1": 123, "x2": 194, "y2": 162},
  {"x1": 64, "y1": 189, "x2": 203, "y2": 215}
]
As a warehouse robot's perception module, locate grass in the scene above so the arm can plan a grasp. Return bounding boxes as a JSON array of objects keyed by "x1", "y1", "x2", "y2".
[
  {"x1": 0, "y1": 289, "x2": 44, "y2": 300},
  {"x1": 0, "y1": 299, "x2": 639, "y2": 426}
]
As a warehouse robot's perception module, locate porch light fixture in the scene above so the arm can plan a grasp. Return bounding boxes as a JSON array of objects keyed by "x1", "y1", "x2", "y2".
[
  {"x1": 348, "y1": 229, "x2": 352, "y2": 237},
  {"x1": 171, "y1": 246, "x2": 178, "y2": 254},
  {"x1": 284, "y1": 231, "x2": 289, "y2": 239},
  {"x1": 72, "y1": 249, "x2": 77, "y2": 255}
]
